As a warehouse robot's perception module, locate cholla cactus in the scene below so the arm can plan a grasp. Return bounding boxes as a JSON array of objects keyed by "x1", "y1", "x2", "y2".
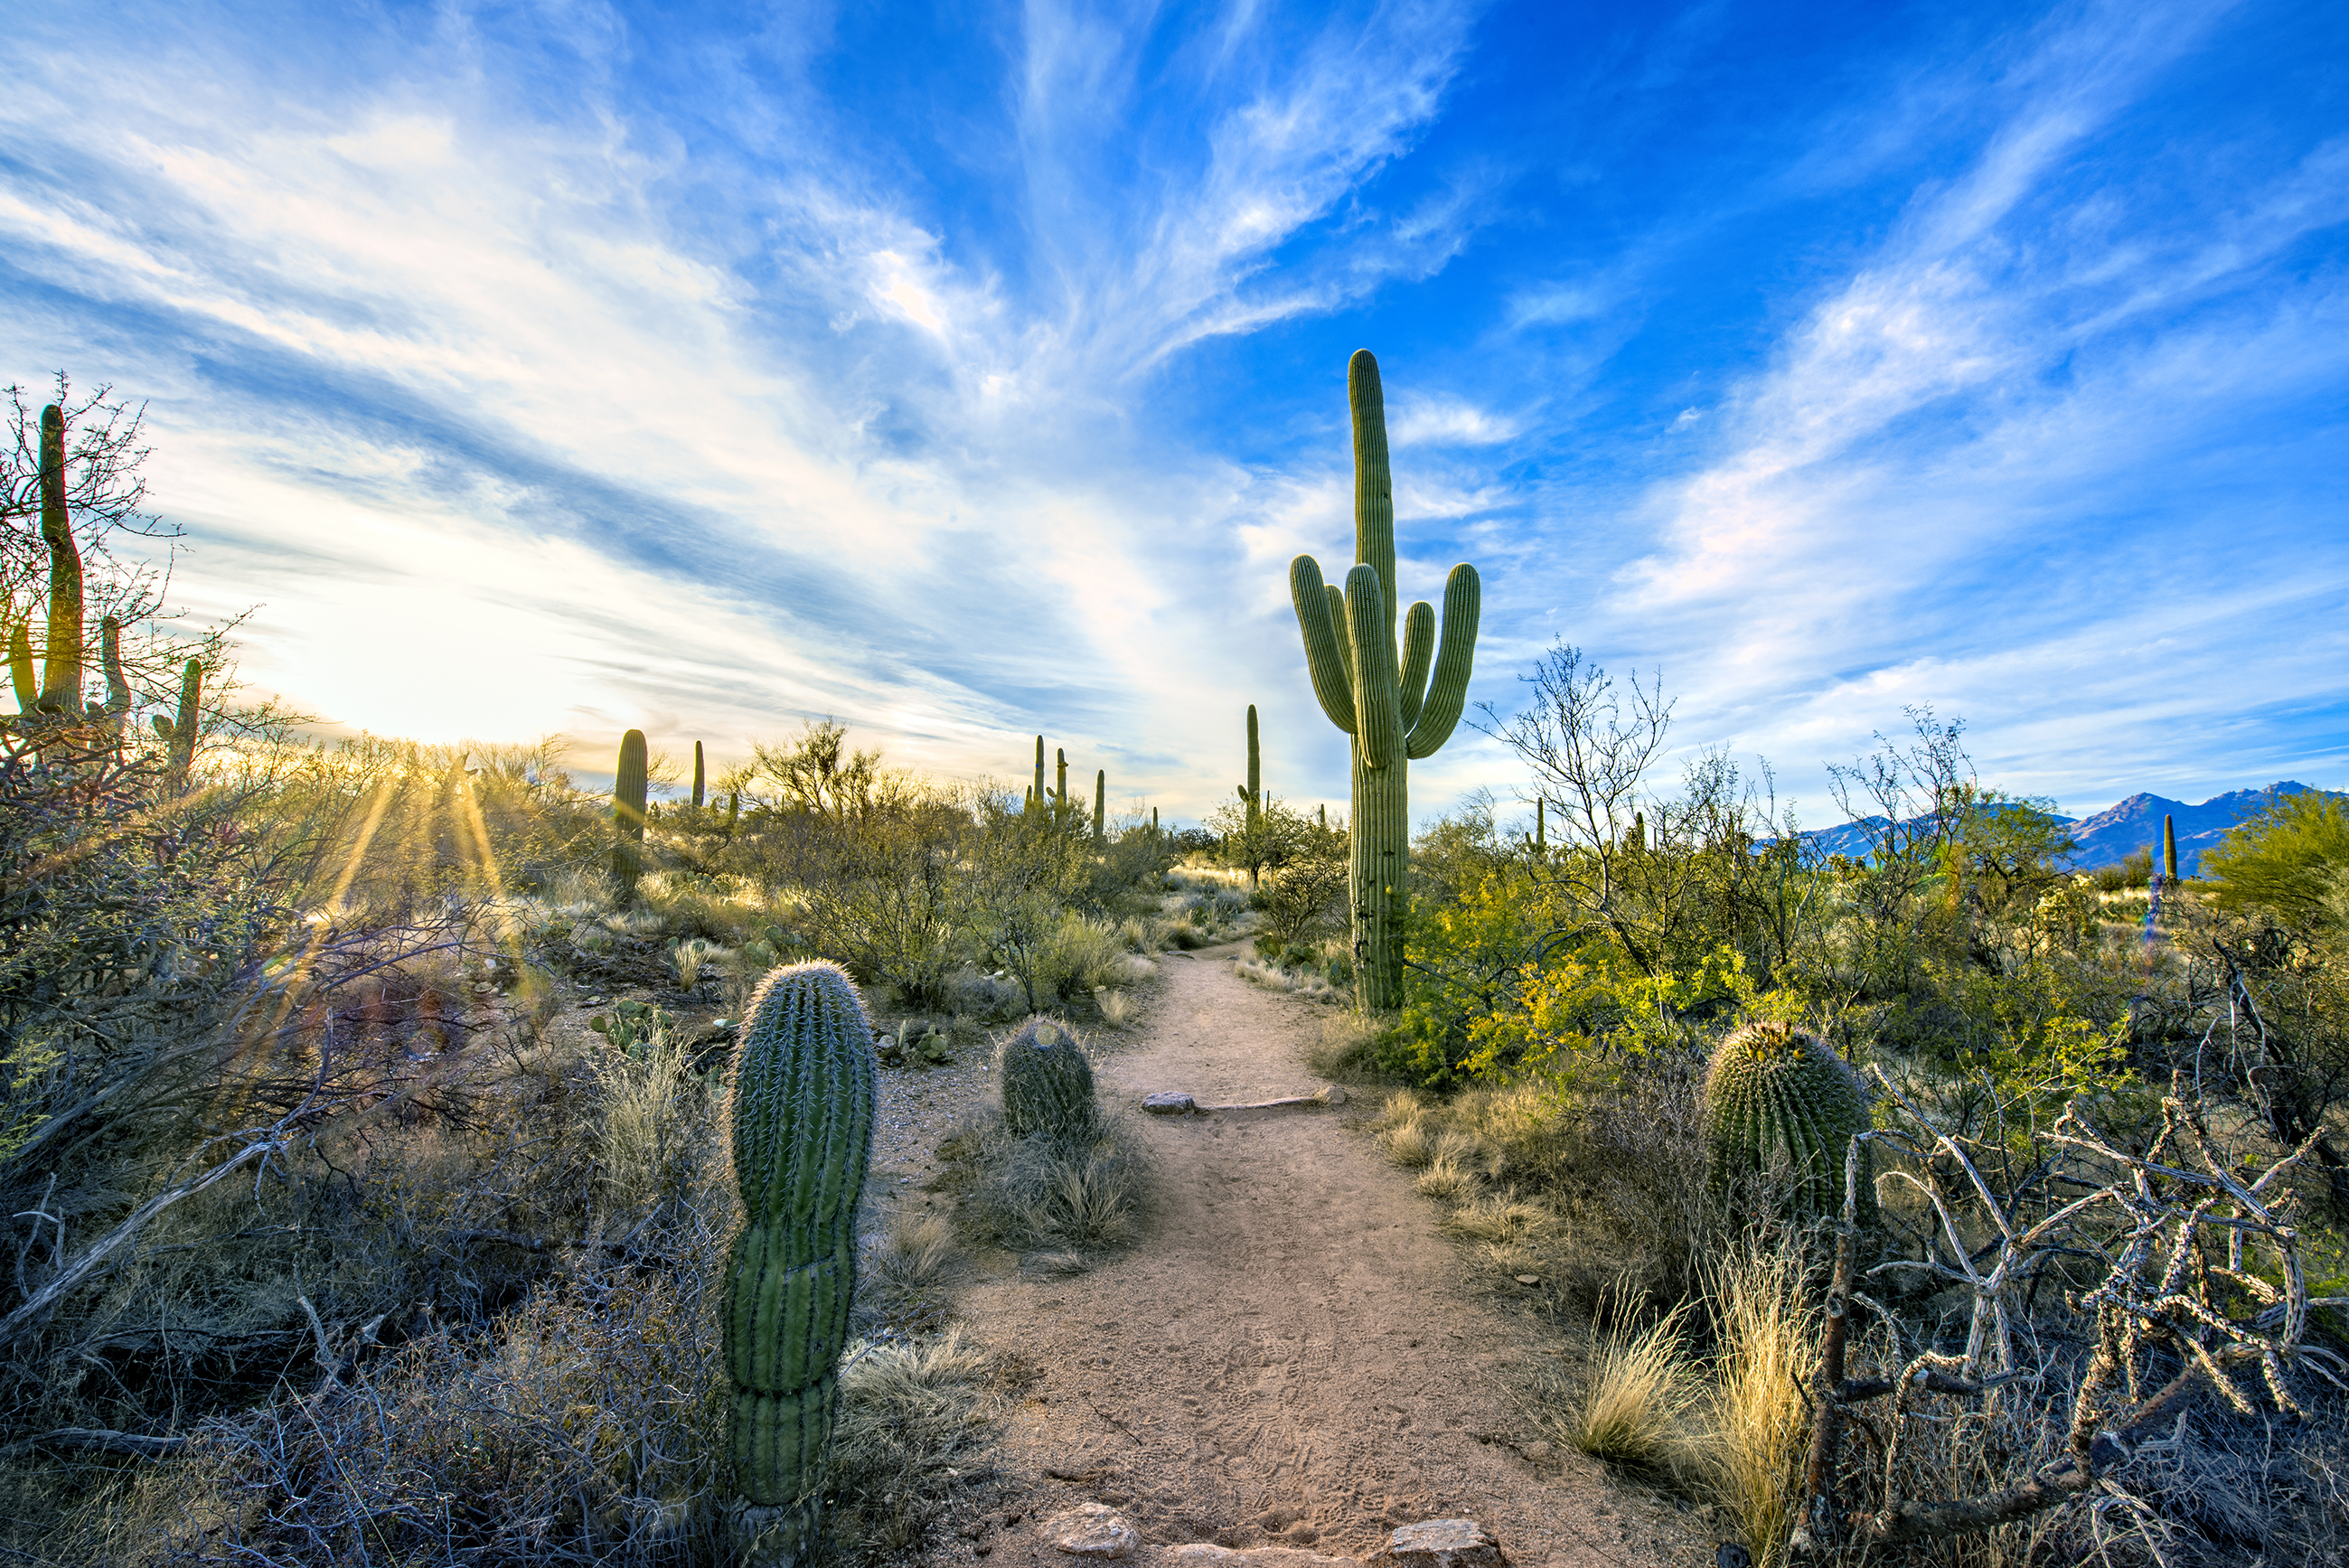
[
  {"x1": 999, "y1": 1016, "x2": 1097, "y2": 1143},
  {"x1": 1704, "y1": 1021, "x2": 1875, "y2": 1221},
  {"x1": 724, "y1": 960, "x2": 877, "y2": 1563}
]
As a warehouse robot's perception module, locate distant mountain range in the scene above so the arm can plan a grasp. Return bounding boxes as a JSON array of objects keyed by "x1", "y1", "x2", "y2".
[{"x1": 1799, "y1": 782, "x2": 2343, "y2": 877}]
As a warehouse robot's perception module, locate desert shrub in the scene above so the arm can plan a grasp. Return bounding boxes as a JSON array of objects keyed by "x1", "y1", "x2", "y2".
[
  {"x1": 824, "y1": 1329, "x2": 1012, "y2": 1566},
  {"x1": 939, "y1": 1108, "x2": 1148, "y2": 1258},
  {"x1": 1554, "y1": 1291, "x2": 1703, "y2": 1473}
]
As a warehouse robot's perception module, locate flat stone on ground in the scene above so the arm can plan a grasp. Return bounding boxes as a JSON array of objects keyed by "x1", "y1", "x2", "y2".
[
  {"x1": 1142, "y1": 1091, "x2": 1198, "y2": 1114},
  {"x1": 1042, "y1": 1503, "x2": 1141, "y2": 1559},
  {"x1": 1378, "y1": 1518, "x2": 1507, "y2": 1565},
  {"x1": 1161, "y1": 1545, "x2": 1359, "y2": 1567}
]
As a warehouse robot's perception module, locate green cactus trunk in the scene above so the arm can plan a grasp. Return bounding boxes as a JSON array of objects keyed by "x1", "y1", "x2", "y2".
[
  {"x1": 2163, "y1": 812, "x2": 2177, "y2": 883},
  {"x1": 1151, "y1": 806, "x2": 1160, "y2": 839},
  {"x1": 1094, "y1": 769, "x2": 1106, "y2": 842},
  {"x1": 36, "y1": 405, "x2": 83, "y2": 716},
  {"x1": 612, "y1": 729, "x2": 649, "y2": 899},
  {"x1": 724, "y1": 960, "x2": 877, "y2": 1563},
  {"x1": 693, "y1": 741, "x2": 707, "y2": 809},
  {"x1": 97, "y1": 615, "x2": 130, "y2": 735},
  {"x1": 1031, "y1": 736, "x2": 1046, "y2": 820},
  {"x1": 1289, "y1": 352, "x2": 1483, "y2": 1012},
  {"x1": 1056, "y1": 747, "x2": 1069, "y2": 823},
  {"x1": 1534, "y1": 799, "x2": 1545, "y2": 855},
  {"x1": 1704, "y1": 1023, "x2": 1875, "y2": 1222}
]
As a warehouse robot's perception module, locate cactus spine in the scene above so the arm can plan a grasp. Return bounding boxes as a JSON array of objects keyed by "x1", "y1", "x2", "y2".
[
  {"x1": 693, "y1": 741, "x2": 707, "y2": 809},
  {"x1": 999, "y1": 1017, "x2": 1097, "y2": 1143},
  {"x1": 1704, "y1": 1022, "x2": 1874, "y2": 1221},
  {"x1": 2162, "y1": 812, "x2": 2177, "y2": 884},
  {"x1": 1289, "y1": 352, "x2": 1483, "y2": 1011},
  {"x1": 612, "y1": 729, "x2": 649, "y2": 898},
  {"x1": 36, "y1": 405, "x2": 83, "y2": 716},
  {"x1": 1094, "y1": 768, "x2": 1106, "y2": 841},
  {"x1": 723, "y1": 960, "x2": 877, "y2": 1563}
]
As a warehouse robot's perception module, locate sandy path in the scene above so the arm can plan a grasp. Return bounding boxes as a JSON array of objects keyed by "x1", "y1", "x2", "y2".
[{"x1": 942, "y1": 944, "x2": 1701, "y2": 1568}]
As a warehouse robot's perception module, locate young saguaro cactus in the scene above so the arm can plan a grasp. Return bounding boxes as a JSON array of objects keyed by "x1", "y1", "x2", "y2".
[
  {"x1": 1704, "y1": 1022, "x2": 1875, "y2": 1222},
  {"x1": 724, "y1": 960, "x2": 877, "y2": 1564},
  {"x1": 612, "y1": 729, "x2": 649, "y2": 898},
  {"x1": 1289, "y1": 352, "x2": 1482, "y2": 1011},
  {"x1": 693, "y1": 740, "x2": 707, "y2": 809},
  {"x1": 999, "y1": 1016, "x2": 1097, "y2": 1144},
  {"x1": 152, "y1": 658, "x2": 202, "y2": 784},
  {"x1": 2163, "y1": 812, "x2": 2177, "y2": 884},
  {"x1": 1094, "y1": 768, "x2": 1106, "y2": 842},
  {"x1": 1031, "y1": 735, "x2": 1047, "y2": 820}
]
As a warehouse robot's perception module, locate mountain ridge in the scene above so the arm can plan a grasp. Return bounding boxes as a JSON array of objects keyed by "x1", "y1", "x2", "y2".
[{"x1": 1798, "y1": 782, "x2": 2343, "y2": 877}]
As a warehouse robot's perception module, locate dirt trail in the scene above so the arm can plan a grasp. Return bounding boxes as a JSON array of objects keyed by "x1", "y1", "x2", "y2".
[{"x1": 945, "y1": 945, "x2": 1703, "y2": 1568}]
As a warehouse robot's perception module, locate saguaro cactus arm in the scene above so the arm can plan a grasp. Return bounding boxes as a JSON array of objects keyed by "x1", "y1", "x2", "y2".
[
  {"x1": 1404, "y1": 563, "x2": 1481, "y2": 759},
  {"x1": 1291, "y1": 558, "x2": 1356, "y2": 733},
  {"x1": 1396, "y1": 600, "x2": 1435, "y2": 730},
  {"x1": 1345, "y1": 565, "x2": 1398, "y2": 769}
]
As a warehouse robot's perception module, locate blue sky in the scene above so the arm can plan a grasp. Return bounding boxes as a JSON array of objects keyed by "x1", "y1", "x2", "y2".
[{"x1": 4, "y1": 0, "x2": 2344, "y2": 827}]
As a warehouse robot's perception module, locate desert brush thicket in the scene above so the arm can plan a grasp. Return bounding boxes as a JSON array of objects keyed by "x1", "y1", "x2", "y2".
[
  {"x1": 0, "y1": 390, "x2": 1198, "y2": 1563},
  {"x1": 1349, "y1": 659, "x2": 2349, "y2": 1567}
]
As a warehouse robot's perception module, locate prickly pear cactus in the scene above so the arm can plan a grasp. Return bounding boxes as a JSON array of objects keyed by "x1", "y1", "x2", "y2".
[
  {"x1": 724, "y1": 960, "x2": 877, "y2": 1563},
  {"x1": 998, "y1": 1016, "x2": 1096, "y2": 1143},
  {"x1": 1704, "y1": 1022, "x2": 1875, "y2": 1221},
  {"x1": 588, "y1": 999, "x2": 674, "y2": 1058}
]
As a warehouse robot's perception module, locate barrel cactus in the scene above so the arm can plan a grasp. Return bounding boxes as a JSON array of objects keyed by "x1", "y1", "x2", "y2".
[
  {"x1": 724, "y1": 960, "x2": 877, "y2": 1563},
  {"x1": 999, "y1": 1016, "x2": 1097, "y2": 1143},
  {"x1": 1704, "y1": 1022, "x2": 1875, "y2": 1221}
]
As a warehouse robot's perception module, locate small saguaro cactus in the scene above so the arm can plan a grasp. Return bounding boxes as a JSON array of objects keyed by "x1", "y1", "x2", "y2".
[
  {"x1": 1289, "y1": 351, "x2": 1483, "y2": 1011},
  {"x1": 2163, "y1": 812, "x2": 2177, "y2": 884},
  {"x1": 1056, "y1": 746, "x2": 1070, "y2": 822},
  {"x1": 152, "y1": 658, "x2": 202, "y2": 784},
  {"x1": 723, "y1": 960, "x2": 877, "y2": 1564},
  {"x1": 1094, "y1": 768, "x2": 1106, "y2": 841},
  {"x1": 1031, "y1": 735, "x2": 1047, "y2": 819},
  {"x1": 1151, "y1": 806, "x2": 1160, "y2": 838},
  {"x1": 693, "y1": 741, "x2": 707, "y2": 809},
  {"x1": 97, "y1": 615, "x2": 131, "y2": 733},
  {"x1": 1704, "y1": 1021, "x2": 1875, "y2": 1221},
  {"x1": 6, "y1": 617, "x2": 33, "y2": 713},
  {"x1": 999, "y1": 1016, "x2": 1097, "y2": 1144},
  {"x1": 612, "y1": 729, "x2": 649, "y2": 899}
]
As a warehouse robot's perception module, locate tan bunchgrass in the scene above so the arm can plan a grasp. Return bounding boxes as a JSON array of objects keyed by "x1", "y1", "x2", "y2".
[
  {"x1": 1566, "y1": 1292, "x2": 1704, "y2": 1470},
  {"x1": 1414, "y1": 1154, "x2": 1479, "y2": 1203},
  {"x1": 1095, "y1": 987, "x2": 1133, "y2": 1026},
  {"x1": 1697, "y1": 1248, "x2": 1815, "y2": 1568},
  {"x1": 672, "y1": 937, "x2": 716, "y2": 987},
  {"x1": 1442, "y1": 1190, "x2": 1549, "y2": 1243}
]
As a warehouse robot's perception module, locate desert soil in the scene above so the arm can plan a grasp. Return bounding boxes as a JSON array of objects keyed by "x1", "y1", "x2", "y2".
[{"x1": 871, "y1": 944, "x2": 1711, "y2": 1568}]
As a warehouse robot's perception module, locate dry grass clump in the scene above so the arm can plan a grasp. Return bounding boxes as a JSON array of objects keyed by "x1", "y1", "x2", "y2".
[
  {"x1": 1694, "y1": 1248, "x2": 1814, "y2": 1568},
  {"x1": 1441, "y1": 1190, "x2": 1547, "y2": 1244},
  {"x1": 1414, "y1": 1155, "x2": 1479, "y2": 1202},
  {"x1": 1555, "y1": 1293, "x2": 1704, "y2": 1473},
  {"x1": 1307, "y1": 1011, "x2": 1385, "y2": 1080},
  {"x1": 864, "y1": 1212, "x2": 959, "y2": 1329},
  {"x1": 938, "y1": 1110, "x2": 1151, "y2": 1259},
  {"x1": 825, "y1": 1328, "x2": 1011, "y2": 1565},
  {"x1": 1095, "y1": 987, "x2": 1135, "y2": 1026}
]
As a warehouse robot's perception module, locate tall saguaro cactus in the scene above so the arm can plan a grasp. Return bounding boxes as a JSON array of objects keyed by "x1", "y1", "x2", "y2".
[
  {"x1": 612, "y1": 729, "x2": 649, "y2": 898},
  {"x1": 152, "y1": 658, "x2": 202, "y2": 784},
  {"x1": 1031, "y1": 736, "x2": 1046, "y2": 819},
  {"x1": 693, "y1": 741, "x2": 707, "y2": 809},
  {"x1": 36, "y1": 405, "x2": 84, "y2": 716},
  {"x1": 724, "y1": 960, "x2": 877, "y2": 1564},
  {"x1": 1056, "y1": 746, "x2": 1069, "y2": 822},
  {"x1": 1290, "y1": 352, "x2": 1482, "y2": 1011},
  {"x1": 1094, "y1": 768, "x2": 1106, "y2": 841},
  {"x1": 2162, "y1": 812, "x2": 2177, "y2": 884},
  {"x1": 1236, "y1": 704, "x2": 1266, "y2": 890}
]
